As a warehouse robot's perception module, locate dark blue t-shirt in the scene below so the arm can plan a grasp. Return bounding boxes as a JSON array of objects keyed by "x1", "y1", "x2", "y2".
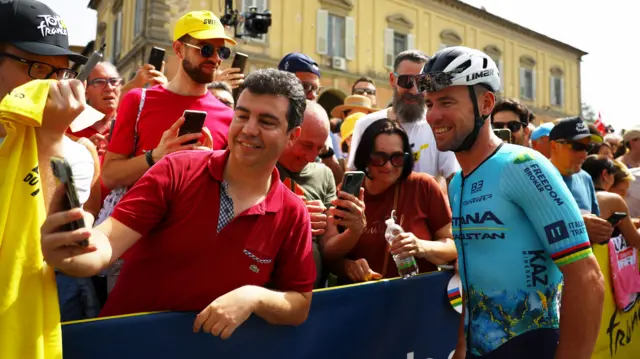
[{"x1": 562, "y1": 170, "x2": 600, "y2": 216}]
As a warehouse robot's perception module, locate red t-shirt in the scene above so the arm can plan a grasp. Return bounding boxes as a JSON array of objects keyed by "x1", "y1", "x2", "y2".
[
  {"x1": 340, "y1": 172, "x2": 452, "y2": 283},
  {"x1": 100, "y1": 150, "x2": 316, "y2": 316},
  {"x1": 108, "y1": 85, "x2": 232, "y2": 157}
]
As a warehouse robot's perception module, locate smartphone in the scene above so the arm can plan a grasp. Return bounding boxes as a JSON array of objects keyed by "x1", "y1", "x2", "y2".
[
  {"x1": 148, "y1": 47, "x2": 166, "y2": 71},
  {"x1": 336, "y1": 171, "x2": 366, "y2": 233},
  {"x1": 231, "y1": 52, "x2": 249, "y2": 101},
  {"x1": 178, "y1": 110, "x2": 207, "y2": 145},
  {"x1": 607, "y1": 212, "x2": 627, "y2": 226},
  {"x1": 493, "y1": 128, "x2": 511, "y2": 143},
  {"x1": 50, "y1": 156, "x2": 88, "y2": 247}
]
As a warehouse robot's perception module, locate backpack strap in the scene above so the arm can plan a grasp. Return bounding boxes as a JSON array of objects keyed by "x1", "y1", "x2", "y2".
[{"x1": 131, "y1": 88, "x2": 147, "y2": 158}]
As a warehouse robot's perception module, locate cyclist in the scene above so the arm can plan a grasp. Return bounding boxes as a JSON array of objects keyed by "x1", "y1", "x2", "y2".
[{"x1": 421, "y1": 46, "x2": 605, "y2": 359}]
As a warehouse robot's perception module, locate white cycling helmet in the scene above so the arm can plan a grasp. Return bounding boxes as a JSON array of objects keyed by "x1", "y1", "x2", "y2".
[
  {"x1": 419, "y1": 46, "x2": 500, "y2": 93},
  {"x1": 419, "y1": 46, "x2": 500, "y2": 152}
]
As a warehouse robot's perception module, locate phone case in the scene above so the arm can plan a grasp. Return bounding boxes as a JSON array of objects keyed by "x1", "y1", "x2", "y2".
[
  {"x1": 179, "y1": 111, "x2": 207, "y2": 145},
  {"x1": 148, "y1": 47, "x2": 165, "y2": 70},
  {"x1": 50, "y1": 156, "x2": 88, "y2": 246},
  {"x1": 337, "y1": 171, "x2": 365, "y2": 233}
]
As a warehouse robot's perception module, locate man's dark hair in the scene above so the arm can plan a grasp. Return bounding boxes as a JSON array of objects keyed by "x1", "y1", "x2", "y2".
[
  {"x1": 208, "y1": 81, "x2": 232, "y2": 94},
  {"x1": 393, "y1": 50, "x2": 428, "y2": 72},
  {"x1": 353, "y1": 118, "x2": 413, "y2": 181},
  {"x1": 491, "y1": 98, "x2": 532, "y2": 125},
  {"x1": 351, "y1": 76, "x2": 374, "y2": 93},
  {"x1": 240, "y1": 68, "x2": 306, "y2": 131}
]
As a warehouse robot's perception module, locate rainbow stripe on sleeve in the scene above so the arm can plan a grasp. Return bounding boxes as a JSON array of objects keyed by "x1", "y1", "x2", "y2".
[{"x1": 551, "y1": 241, "x2": 593, "y2": 266}]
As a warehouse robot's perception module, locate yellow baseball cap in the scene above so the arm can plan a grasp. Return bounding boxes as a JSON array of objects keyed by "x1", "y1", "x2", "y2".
[
  {"x1": 173, "y1": 11, "x2": 237, "y2": 45},
  {"x1": 341, "y1": 112, "x2": 367, "y2": 145}
]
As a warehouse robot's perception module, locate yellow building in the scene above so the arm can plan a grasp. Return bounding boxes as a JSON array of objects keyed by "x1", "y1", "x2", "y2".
[{"x1": 87, "y1": 0, "x2": 586, "y2": 123}]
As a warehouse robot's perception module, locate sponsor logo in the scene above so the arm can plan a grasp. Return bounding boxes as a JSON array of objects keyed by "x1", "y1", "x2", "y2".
[
  {"x1": 513, "y1": 152, "x2": 534, "y2": 164},
  {"x1": 567, "y1": 221, "x2": 586, "y2": 236},
  {"x1": 452, "y1": 211, "x2": 503, "y2": 226},
  {"x1": 523, "y1": 250, "x2": 548, "y2": 287},
  {"x1": 470, "y1": 180, "x2": 483, "y2": 194},
  {"x1": 22, "y1": 166, "x2": 40, "y2": 197},
  {"x1": 462, "y1": 194, "x2": 492, "y2": 206},
  {"x1": 37, "y1": 15, "x2": 68, "y2": 37},
  {"x1": 544, "y1": 220, "x2": 569, "y2": 244},
  {"x1": 576, "y1": 122, "x2": 587, "y2": 132},
  {"x1": 465, "y1": 69, "x2": 494, "y2": 82},
  {"x1": 523, "y1": 164, "x2": 564, "y2": 206},
  {"x1": 607, "y1": 295, "x2": 640, "y2": 356},
  {"x1": 454, "y1": 232, "x2": 505, "y2": 240},
  {"x1": 204, "y1": 18, "x2": 216, "y2": 25}
]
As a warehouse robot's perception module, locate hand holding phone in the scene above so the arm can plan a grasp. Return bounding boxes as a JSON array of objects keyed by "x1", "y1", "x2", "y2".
[
  {"x1": 178, "y1": 110, "x2": 207, "y2": 145},
  {"x1": 230, "y1": 52, "x2": 249, "y2": 99},
  {"x1": 50, "y1": 156, "x2": 88, "y2": 247},
  {"x1": 493, "y1": 128, "x2": 512, "y2": 143},
  {"x1": 607, "y1": 212, "x2": 627, "y2": 226},
  {"x1": 148, "y1": 47, "x2": 166, "y2": 71},
  {"x1": 335, "y1": 171, "x2": 365, "y2": 234}
]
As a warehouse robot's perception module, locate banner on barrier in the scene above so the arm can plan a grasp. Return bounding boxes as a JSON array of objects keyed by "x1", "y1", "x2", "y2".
[
  {"x1": 62, "y1": 271, "x2": 460, "y2": 359},
  {"x1": 592, "y1": 243, "x2": 640, "y2": 359}
]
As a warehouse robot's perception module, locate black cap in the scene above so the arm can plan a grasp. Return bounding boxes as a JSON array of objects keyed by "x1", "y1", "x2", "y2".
[
  {"x1": 549, "y1": 117, "x2": 598, "y2": 142},
  {"x1": 0, "y1": 0, "x2": 87, "y2": 64},
  {"x1": 278, "y1": 53, "x2": 321, "y2": 78}
]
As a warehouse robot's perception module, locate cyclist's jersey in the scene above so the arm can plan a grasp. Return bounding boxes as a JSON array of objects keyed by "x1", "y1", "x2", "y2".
[{"x1": 448, "y1": 144, "x2": 593, "y2": 356}]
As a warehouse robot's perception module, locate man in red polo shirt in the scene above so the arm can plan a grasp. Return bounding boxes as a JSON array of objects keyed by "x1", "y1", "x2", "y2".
[{"x1": 40, "y1": 68, "x2": 315, "y2": 339}]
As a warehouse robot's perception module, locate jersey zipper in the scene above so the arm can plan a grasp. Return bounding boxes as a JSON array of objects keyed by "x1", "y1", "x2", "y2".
[{"x1": 459, "y1": 175, "x2": 473, "y2": 353}]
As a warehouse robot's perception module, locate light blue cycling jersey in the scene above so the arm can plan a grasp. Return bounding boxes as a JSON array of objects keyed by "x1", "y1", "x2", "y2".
[{"x1": 448, "y1": 144, "x2": 593, "y2": 356}]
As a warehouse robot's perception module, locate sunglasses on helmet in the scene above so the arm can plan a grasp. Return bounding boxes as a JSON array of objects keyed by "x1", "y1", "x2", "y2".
[
  {"x1": 415, "y1": 72, "x2": 456, "y2": 93},
  {"x1": 369, "y1": 151, "x2": 409, "y2": 167},
  {"x1": 183, "y1": 43, "x2": 231, "y2": 60}
]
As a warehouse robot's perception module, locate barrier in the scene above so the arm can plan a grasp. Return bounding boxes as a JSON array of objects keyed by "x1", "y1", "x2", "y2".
[
  {"x1": 592, "y1": 243, "x2": 640, "y2": 359},
  {"x1": 62, "y1": 271, "x2": 459, "y2": 359}
]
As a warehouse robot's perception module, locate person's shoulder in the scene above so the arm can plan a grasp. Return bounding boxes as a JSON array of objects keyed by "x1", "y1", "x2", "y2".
[
  {"x1": 406, "y1": 171, "x2": 439, "y2": 188},
  {"x1": 275, "y1": 179, "x2": 308, "y2": 215},
  {"x1": 162, "y1": 150, "x2": 219, "y2": 171},
  {"x1": 62, "y1": 136, "x2": 93, "y2": 163},
  {"x1": 306, "y1": 161, "x2": 333, "y2": 176},
  {"x1": 354, "y1": 109, "x2": 388, "y2": 130},
  {"x1": 502, "y1": 144, "x2": 549, "y2": 167}
]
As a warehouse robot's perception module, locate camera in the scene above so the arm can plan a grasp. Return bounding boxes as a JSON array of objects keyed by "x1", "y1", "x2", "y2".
[{"x1": 219, "y1": 0, "x2": 272, "y2": 39}]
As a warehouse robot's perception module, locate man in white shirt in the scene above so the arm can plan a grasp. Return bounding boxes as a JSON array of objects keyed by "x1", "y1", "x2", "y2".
[{"x1": 347, "y1": 50, "x2": 459, "y2": 182}]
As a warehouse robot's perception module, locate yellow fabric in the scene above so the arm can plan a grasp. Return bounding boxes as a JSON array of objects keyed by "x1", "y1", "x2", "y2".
[
  {"x1": 0, "y1": 80, "x2": 62, "y2": 359},
  {"x1": 340, "y1": 112, "x2": 366, "y2": 145},
  {"x1": 173, "y1": 10, "x2": 236, "y2": 44},
  {"x1": 591, "y1": 243, "x2": 640, "y2": 359}
]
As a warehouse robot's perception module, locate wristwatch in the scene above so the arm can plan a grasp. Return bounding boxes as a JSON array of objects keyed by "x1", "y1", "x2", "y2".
[
  {"x1": 318, "y1": 147, "x2": 335, "y2": 160},
  {"x1": 145, "y1": 149, "x2": 155, "y2": 167}
]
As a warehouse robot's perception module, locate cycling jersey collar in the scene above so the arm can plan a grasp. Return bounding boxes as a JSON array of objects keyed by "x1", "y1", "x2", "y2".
[{"x1": 461, "y1": 143, "x2": 504, "y2": 179}]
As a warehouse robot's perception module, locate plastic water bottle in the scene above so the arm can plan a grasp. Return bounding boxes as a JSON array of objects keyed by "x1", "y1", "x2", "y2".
[{"x1": 384, "y1": 210, "x2": 419, "y2": 278}]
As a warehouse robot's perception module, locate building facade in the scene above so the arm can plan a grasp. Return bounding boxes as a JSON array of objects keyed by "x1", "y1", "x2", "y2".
[{"x1": 87, "y1": 0, "x2": 586, "y2": 123}]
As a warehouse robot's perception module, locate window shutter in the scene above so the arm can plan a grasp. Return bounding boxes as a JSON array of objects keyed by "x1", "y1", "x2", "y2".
[
  {"x1": 384, "y1": 28, "x2": 394, "y2": 69},
  {"x1": 498, "y1": 60, "x2": 504, "y2": 92},
  {"x1": 532, "y1": 69, "x2": 537, "y2": 101},
  {"x1": 345, "y1": 16, "x2": 355, "y2": 60},
  {"x1": 407, "y1": 33, "x2": 415, "y2": 51},
  {"x1": 550, "y1": 76, "x2": 556, "y2": 106},
  {"x1": 316, "y1": 10, "x2": 329, "y2": 56},
  {"x1": 519, "y1": 67, "x2": 525, "y2": 98},
  {"x1": 560, "y1": 77, "x2": 565, "y2": 107}
]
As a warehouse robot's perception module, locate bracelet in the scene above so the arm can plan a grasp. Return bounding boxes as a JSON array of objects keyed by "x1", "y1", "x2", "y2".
[{"x1": 145, "y1": 149, "x2": 156, "y2": 167}]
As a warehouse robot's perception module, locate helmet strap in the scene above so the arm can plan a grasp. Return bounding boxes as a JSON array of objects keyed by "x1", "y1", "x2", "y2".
[{"x1": 453, "y1": 86, "x2": 489, "y2": 153}]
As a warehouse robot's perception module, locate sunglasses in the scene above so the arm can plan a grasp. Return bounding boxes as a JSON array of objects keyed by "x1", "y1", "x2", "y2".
[
  {"x1": 493, "y1": 121, "x2": 523, "y2": 133},
  {"x1": 183, "y1": 42, "x2": 231, "y2": 60},
  {"x1": 370, "y1": 151, "x2": 409, "y2": 167},
  {"x1": 394, "y1": 72, "x2": 421, "y2": 89},
  {"x1": 301, "y1": 82, "x2": 323, "y2": 96},
  {"x1": 353, "y1": 88, "x2": 376, "y2": 96},
  {"x1": 556, "y1": 140, "x2": 594, "y2": 152}
]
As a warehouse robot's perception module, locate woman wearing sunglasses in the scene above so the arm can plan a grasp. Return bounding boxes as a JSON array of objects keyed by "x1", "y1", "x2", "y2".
[{"x1": 321, "y1": 118, "x2": 457, "y2": 284}]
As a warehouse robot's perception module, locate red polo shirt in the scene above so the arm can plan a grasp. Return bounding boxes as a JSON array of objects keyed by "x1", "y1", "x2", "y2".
[{"x1": 100, "y1": 150, "x2": 315, "y2": 317}]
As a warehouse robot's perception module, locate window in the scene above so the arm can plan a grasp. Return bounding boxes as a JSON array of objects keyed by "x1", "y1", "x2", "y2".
[
  {"x1": 242, "y1": 0, "x2": 268, "y2": 42},
  {"x1": 134, "y1": 0, "x2": 145, "y2": 38},
  {"x1": 439, "y1": 29, "x2": 462, "y2": 51},
  {"x1": 328, "y1": 14, "x2": 346, "y2": 57},
  {"x1": 484, "y1": 45, "x2": 504, "y2": 93},
  {"x1": 550, "y1": 68, "x2": 564, "y2": 107},
  {"x1": 393, "y1": 32, "x2": 407, "y2": 57},
  {"x1": 112, "y1": 10, "x2": 123, "y2": 62},
  {"x1": 519, "y1": 56, "x2": 536, "y2": 101},
  {"x1": 384, "y1": 28, "x2": 414, "y2": 69}
]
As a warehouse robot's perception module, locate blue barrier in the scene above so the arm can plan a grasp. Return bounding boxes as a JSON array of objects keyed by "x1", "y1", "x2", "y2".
[{"x1": 62, "y1": 271, "x2": 459, "y2": 359}]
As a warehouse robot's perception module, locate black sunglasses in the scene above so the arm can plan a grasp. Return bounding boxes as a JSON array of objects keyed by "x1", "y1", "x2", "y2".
[
  {"x1": 556, "y1": 140, "x2": 594, "y2": 152},
  {"x1": 394, "y1": 73, "x2": 421, "y2": 89},
  {"x1": 353, "y1": 88, "x2": 376, "y2": 95},
  {"x1": 0, "y1": 52, "x2": 77, "y2": 79},
  {"x1": 493, "y1": 121, "x2": 523, "y2": 133},
  {"x1": 370, "y1": 151, "x2": 409, "y2": 167},
  {"x1": 183, "y1": 43, "x2": 231, "y2": 60}
]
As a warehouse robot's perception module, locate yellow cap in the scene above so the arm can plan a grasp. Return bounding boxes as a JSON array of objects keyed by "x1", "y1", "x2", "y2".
[
  {"x1": 173, "y1": 11, "x2": 237, "y2": 45},
  {"x1": 341, "y1": 112, "x2": 367, "y2": 145}
]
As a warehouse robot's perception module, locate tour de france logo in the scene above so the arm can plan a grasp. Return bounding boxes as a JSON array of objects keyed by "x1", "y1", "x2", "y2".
[{"x1": 37, "y1": 15, "x2": 68, "y2": 38}]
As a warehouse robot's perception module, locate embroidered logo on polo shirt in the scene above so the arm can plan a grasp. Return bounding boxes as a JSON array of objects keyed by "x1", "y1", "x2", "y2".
[
  {"x1": 250, "y1": 265, "x2": 259, "y2": 273},
  {"x1": 244, "y1": 249, "x2": 272, "y2": 273}
]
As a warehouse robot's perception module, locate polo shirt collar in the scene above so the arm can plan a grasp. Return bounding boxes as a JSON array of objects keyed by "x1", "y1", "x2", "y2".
[{"x1": 208, "y1": 150, "x2": 284, "y2": 214}]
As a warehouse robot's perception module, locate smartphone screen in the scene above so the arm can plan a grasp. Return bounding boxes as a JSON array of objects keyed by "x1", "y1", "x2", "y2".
[
  {"x1": 493, "y1": 128, "x2": 511, "y2": 143},
  {"x1": 607, "y1": 212, "x2": 627, "y2": 226},
  {"x1": 336, "y1": 171, "x2": 365, "y2": 233},
  {"x1": 50, "y1": 156, "x2": 88, "y2": 247},
  {"x1": 231, "y1": 53, "x2": 249, "y2": 101},
  {"x1": 179, "y1": 110, "x2": 207, "y2": 145},
  {"x1": 148, "y1": 47, "x2": 165, "y2": 70}
]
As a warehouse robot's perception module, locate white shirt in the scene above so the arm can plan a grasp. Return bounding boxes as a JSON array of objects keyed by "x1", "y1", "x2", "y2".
[
  {"x1": 625, "y1": 167, "x2": 640, "y2": 218},
  {"x1": 347, "y1": 108, "x2": 460, "y2": 178},
  {"x1": 62, "y1": 136, "x2": 94, "y2": 206}
]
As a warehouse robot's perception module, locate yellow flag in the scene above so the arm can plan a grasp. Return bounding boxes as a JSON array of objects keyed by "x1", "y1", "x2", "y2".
[{"x1": 0, "y1": 80, "x2": 62, "y2": 359}]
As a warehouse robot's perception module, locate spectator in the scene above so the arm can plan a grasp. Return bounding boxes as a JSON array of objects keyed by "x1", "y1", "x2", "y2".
[
  {"x1": 490, "y1": 98, "x2": 532, "y2": 146},
  {"x1": 208, "y1": 81, "x2": 234, "y2": 108},
  {"x1": 530, "y1": 122, "x2": 553, "y2": 158},
  {"x1": 351, "y1": 76, "x2": 377, "y2": 106},
  {"x1": 348, "y1": 50, "x2": 459, "y2": 187},
  {"x1": 41, "y1": 69, "x2": 316, "y2": 338},
  {"x1": 604, "y1": 133, "x2": 622, "y2": 154},
  {"x1": 340, "y1": 112, "x2": 366, "y2": 161},
  {"x1": 588, "y1": 141, "x2": 613, "y2": 159},
  {"x1": 330, "y1": 94, "x2": 377, "y2": 167},
  {"x1": 321, "y1": 118, "x2": 456, "y2": 283},
  {"x1": 610, "y1": 160, "x2": 636, "y2": 198},
  {"x1": 278, "y1": 52, "x2": 343, "y2": 185},
  {"x1": 582, "y1": 155, "x2": 640, "y2": 248},
  {"x1": 616, "y1": 126, "x2": 640, "y2": 168},
  {"x1": 277, "y1": 100, "x2": 338, "y2": 288},
  {"x1": 525, "y1": 122, "x2": 535, "y2": 147},
  {"x1": 549, "y1": 117, "x2": 613, "y2": 243}
]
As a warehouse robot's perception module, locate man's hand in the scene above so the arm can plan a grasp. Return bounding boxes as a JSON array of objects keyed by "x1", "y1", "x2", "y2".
[
  {"x1": 304, "y1": 200, "x2": 328, "y2": 236},
  {"x1": 40, "y1": 186, "x2": 96, "y2": 268},
  {"x1": 193, "y1": 286, "x2": 258, "y2": 340},
  {"x1": 42, "y1": 80, "x2": 86, "y2": 134},
  {"x1": 390, "y1": 232, "x2": 427, "y2": 259},
  {"x1": 329, "y1": 189, "x2": 366, "y2": 236},
  {"x1": 129, "y1": 64, "x2": 167, "y2": 89},
  {"x1": 343, "y1": 258, "x2": 382, "y2": 282},
  {"x1": 152, "y1": 117, "x2": 213, "y2": 163},
  {"x1": 88, "y1": 133, "x2": 108, "y2": 156},
  {"x1": 214, "y1": 67, "x2": 244, "y2": 89},
  {"x1": 583, "y1": 214, "x2": 613, "y2": 244}
]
